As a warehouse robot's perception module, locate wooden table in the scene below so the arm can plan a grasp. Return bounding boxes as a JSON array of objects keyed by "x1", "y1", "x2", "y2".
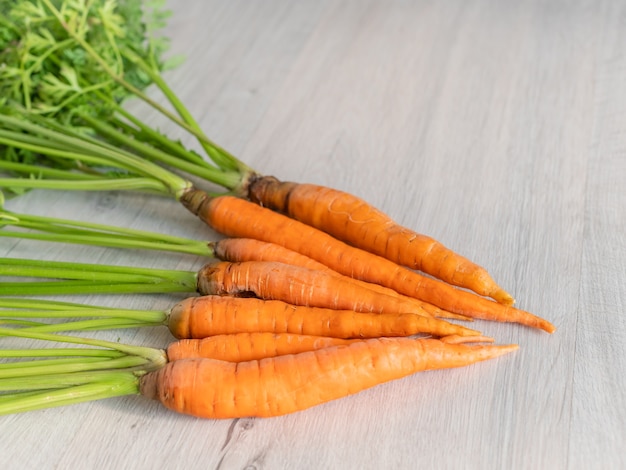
[{"x1": 1, "y1": 1, "x2": 624, "y2": 468}]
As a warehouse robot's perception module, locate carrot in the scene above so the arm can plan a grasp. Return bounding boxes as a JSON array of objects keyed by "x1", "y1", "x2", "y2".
[
  {"x1": 166, "y1": 333, "x2": 356, "y2": 362},
  {"x1": 0, "y1": 328, "x2": 514, "y2": 418},
  {"x1": 197, "y1": 260, "x2": 483, "y2": 331},
  {"x1": 210, "y1": 238, "x2": 329, "y2": 271},
  {"x1": 168, "y1": 333, "x2": 494, "y2": 362},
  {"x1": 0, "y1": 210, "x2": 466, "y2": 320},
  {"x1": 140, "y1": 336, "x2": 518, "y2": 418},
  {"x1": 181, "y1": 191, "x2": 555, "y2": 333},
  {"x1": 439, "y1": 334, "x2": 494, "y2": 344},
  {"x1": 0, "y1": 294, "x2": 477, "y2": 340},
  {"x1": 168, "y1": 295, "x2": 482, "y2": 340},
  {"x1": 210, "y1": 238, "x2": 470, "y2": 322},
  {"x1": 247, "y1": 176, "x2": 515, "y2": 305},
  {"x1": 196, "y1": 260, "x2": 435, "y2": 316}
]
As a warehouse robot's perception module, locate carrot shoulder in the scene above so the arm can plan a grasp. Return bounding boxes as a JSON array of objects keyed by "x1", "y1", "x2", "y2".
[
  {"x1": 140, "y1": 337, "x2": 518, "y2": 418},
  {"x1": 167, "y1": 296, "x2": 481, "y2": 340},
  {"x1": 180, "y1": 190, "x2": 555, "y2": 333},
  {"x1": 247, "y1": 176, "x2": 514, "y2": 305}
]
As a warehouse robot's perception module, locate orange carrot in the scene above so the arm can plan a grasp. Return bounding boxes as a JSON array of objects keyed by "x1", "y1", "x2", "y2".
[
  {"x1": 247, "y1": 176, "x2": 515, "y2": 305},
  {"x1": 210, "y1": 238, "x2": 470, "y2": 322},
  {"x1": 167, "y1": 295, "x2": 482, "y2": 340},
  {"x1": 166, "y1": 332, "x2": 356, "y2": 362},
  {"x1": 181, "y1": 191, "x2": 555, "y2": 332},
  {"x1": 210, "y1": 238, "x2": 328, "y2": 271},
  {"x1": 196, "y1": 260, "x2": 436, "y2": 317},
  {"x1": 439, "y1": 335, "x2": 494, "y2": 344},
  {"x1": 140, "y1": 336, "x2": 518, "y2": 418}
]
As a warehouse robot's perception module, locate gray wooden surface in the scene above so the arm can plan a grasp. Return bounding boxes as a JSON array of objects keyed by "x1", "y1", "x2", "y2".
[{"x1": 1, "y1": 1, "x2": 625, "y2": 469}]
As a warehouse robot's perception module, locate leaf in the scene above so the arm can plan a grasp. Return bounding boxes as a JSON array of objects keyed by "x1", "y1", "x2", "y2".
[{"x1": 0, "y1": 0, "x2": 175, "y2": 122}]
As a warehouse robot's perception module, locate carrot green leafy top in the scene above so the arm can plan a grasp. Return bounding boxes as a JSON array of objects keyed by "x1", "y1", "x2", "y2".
[
  {"x1": 0, "y1": 0, "x2": 255, "y2": 198},
  {"x1": 0, "y1": 0, "x2": 173, "y2": 121}
]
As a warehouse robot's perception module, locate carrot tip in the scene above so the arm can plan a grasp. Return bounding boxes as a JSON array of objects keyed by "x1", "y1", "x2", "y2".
[
  {"x1": 492, "y1": 289, "x2": 516, "y2": 306},
  {"x1": 500, "y1": 344, "x2": 520, "y2": 353},
  {"x1": 440, "y1": 334, "x2": 495, "y2": 344},
  {"x1": 540, "y1": 321, "x2": 557, "y2": 334},
  {"x1": 434, "y1": 311, "x2": 474, "y2": 322}
]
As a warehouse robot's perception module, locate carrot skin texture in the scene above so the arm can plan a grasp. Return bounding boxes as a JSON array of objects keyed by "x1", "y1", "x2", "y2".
[
  {"x1": 197, "y1": 260, "x2": 434, "y2": 317},
  {"x1": 140, "y1": 337, "x2": 518, "y2": 418},
  {"x1": 211, "y1": 238, "x2": 465, "y2": 321},
  {"x1": 248, "y1": 176, "x2": 515, "y2": 305},
  {"x1": 439, "y1": 335, "x2": 494, "y2": 344},
  {"x1": 168, "y1": 296, "x2": 480, "y2": 340},
  {"x1": 210, "y1": 238, "x2": 327, "y2": 271},
  {"x1": 166, "y1": 333, "x2": 356, "y2": 362},
  {"x1": 180, "y1": 190, "x2": 554, "y2": 333}
]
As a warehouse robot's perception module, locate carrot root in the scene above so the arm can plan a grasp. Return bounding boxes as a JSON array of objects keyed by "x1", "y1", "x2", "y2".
[
  {"x1": 180, "y1": 189, "x2": 553, "y2": 333},
  {"x1": 140, "y1": 337, "x2": 518, "y2": 419},
  {"x1": 439, "y1": 335, "x2": 495, "y2": 344},
  {"x1": 197, "y1": 259, "x2": 438, "y2": 319},
  {"x1": 168, "y1": 296, "x2": 482, "y2": 341},
  {"x1": 210, "y1": 237, "x2": 455, "y2": 319},
  {"x1": 247, "y1": 176, "x2": 516, "y2": 306},
  {"x1": 166, "y1": 333, "x2": 356, "y2": 362}
]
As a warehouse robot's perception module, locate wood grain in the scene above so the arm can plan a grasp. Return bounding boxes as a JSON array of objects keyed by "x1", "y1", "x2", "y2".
[{"x1": 1, "y1": 1, "x2": 624, "y2": 469}]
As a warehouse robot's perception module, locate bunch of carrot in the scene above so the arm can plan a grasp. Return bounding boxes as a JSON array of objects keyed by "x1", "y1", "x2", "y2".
[
  {"x1": 0, "y1": 202, "x2": 547, "y2": 418},
  {"x1": 0, "y1": 205, "x2": 555, "y2": 333},
  {"x1": 0, "y1": 122, "x2": 555, "y2": 418},
  {"x1": 0, "y1": 185, "x2": 548, "y2": 421},
  {"x1": 0, "y1": 0, "x2": 554, "y2": 420}
]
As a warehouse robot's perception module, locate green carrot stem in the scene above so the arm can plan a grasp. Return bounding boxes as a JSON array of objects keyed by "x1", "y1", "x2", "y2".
[
  {"x1": 0, "y1": 113, "x2": 191, "y2": 196},
  {"x1": 0, "y1": 298, "x2": 114, "y2": 311},
  {"x1": 0, "y1": 209, "x2": 213, "y2": 256},
  {"x1": 79, "y1": 114, "x2": 244, "y2": 190},
  {"x1": 0, "y1": 390, "x2": 58, "y2": 401},
  {"x1": 0, "y1": 281, "x2": 194, "y2": 296},
  {"x1": 0, "y1": 376, "x2": 139, "y2": 415},
  {"x1": 0, "y1": 307, "x2": 165, "y2": 322},
  {"x1": 0, "y1": 257, "x2": 197, "y2": 283},
  {"x1": 0, "y1": 231, "x2": 207, "y2": 256},
  {"x1": 0, "y1": 297, "x2": 168, "y2": 332},
  {"x1": 0, "y1": 161, "x2": 101, "y2": 180},
  {"x1": 0, "y1": 130, "x2": 133, "y2": 170},
  {"x1": 0, "y1": 357, "x2": 118, "y2": 371},
  {"x1": 0, "y1": 327, "x2": 166, "y2": 363},
  {"x1": 21, "y1": 318, "x2": 166, "y2": 333},
  {"x1": 0, "y1": 348, "x2": 125, "y2": 359},
  {"x1": 0, "y1": 319, "x2": 45, "y2": 327},
  {"x1": 0, "y1": 257, "x2": 198, "y2": 296},
  {"x1": 0, "y1": 356, "x2": 151, "y2": 379},
  {"x1": 1, "y1": 263, "x2": 177, "y2": 284},
  {"x1": 0, "y1": 176, "x2": 167, "y2": 193},
  {"x1": 109, "y1": 108, "x2": 205, "y2": 166},
  {"x1": 0, "y1": 370, "x2": 138, "y2": 393}
]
